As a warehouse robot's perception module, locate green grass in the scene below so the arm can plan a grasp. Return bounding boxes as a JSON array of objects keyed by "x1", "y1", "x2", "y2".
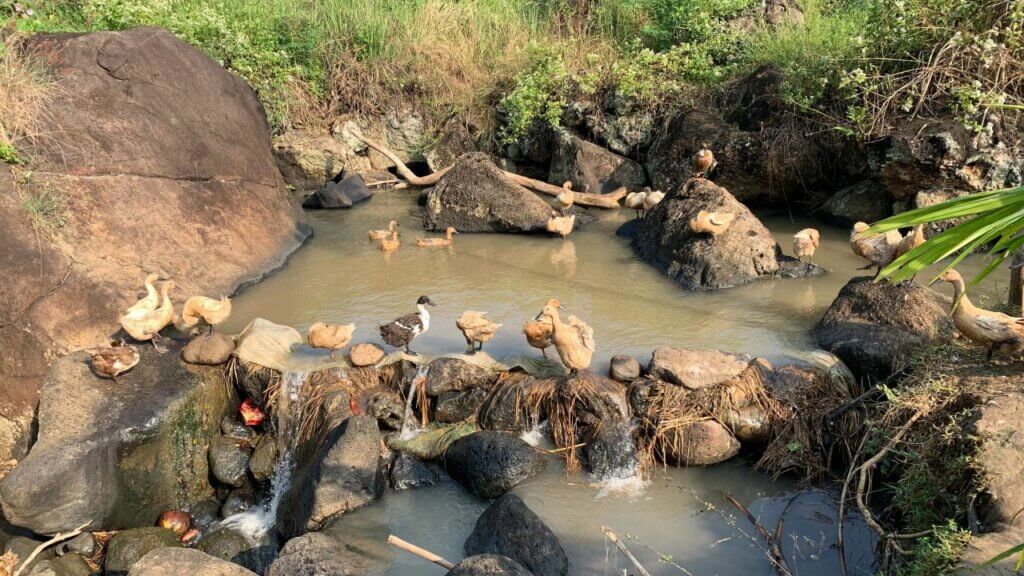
[
  {"x1": 0, "y1": 142, "x2": 22, "y2": 164},
  {"x1": 20, "y1": 185, "x2": 66, "y2": 232},
  {"x1": 898, "y1": 520, "x2": 971, "y2": 576}
]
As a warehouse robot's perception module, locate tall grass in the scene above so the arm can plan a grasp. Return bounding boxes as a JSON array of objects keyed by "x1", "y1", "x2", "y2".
[{"x1": 0, "y1": 34, "x2": 54, "y2": 163}]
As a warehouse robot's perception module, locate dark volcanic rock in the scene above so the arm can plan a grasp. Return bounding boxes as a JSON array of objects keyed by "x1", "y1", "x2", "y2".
[
  {"x1": 5, "y1": 536, "x2": 53, "y2": 574},
  {"x1": 424, "y1": 153, "x2": 552, "y2": 233},
  {"x1": 269, "y1": 531, "x2": 388, "y2": 576},
  {"x1": 584, "y1": 421, "x2": 638, "y2": 477},
  {"x1": 0, "y1": 348, "x2": 236, "y2": 533},
  {"x1": 248, "y1": 434, "x2": 278, "y2": 482},
  {"x1": 195, "y1": 528, "x2": 250, "y2": 565},
  {"x1": 465, "y1": 494, "x2": 568, "y2": 576},
  {"x1": 389, "y1": 453, "x2": 442, "y2": 490},
  {"x1": 447, "y1": 554, "x2": 533, "y2": 576},
  {"x1": 725, "y1": 64, "x2": 787, "y2": 132},
  {"x1": 57, "y1": 533, "x2": 97, "y2": 558},
  {"x1": 367, "y1": 392, "x2": 404, "y2": 431},
  {"x1": 815, "y1": 277, "x2": 952, "y2": 382},
  {"x1": 477, "y1": 374, "x2": 546, "y2": 433},
  {"x1": 181, "y1": 333, "x2": 236, "y2": 366},
  {"x1": 105, "y1": 527, "x2": 182, "y2": 575},
  {"x1": 547, "y1": 130, "x2": 646, "y2": 193},
  {"x1": 209, "y1": 435, "x2": 253, "y2": 488},
  {"x1": 302, "y1": 174, "x2": 374, "y2": 209},
  {"x1": 435, "y1": 388, "x2": 490, "y2": 423},
  {"x1": 444, "y1": 431, "x2": 546, "y2": 498},
  {"x1": 130, "y1": 547, "x2": 257, "y2": 576},
  {"x1": 819, "y1": 180, "x2": 891, "y2": 227},
  {"x1": 608, "y1": 355, "x2": 641, "y2": 382},
  {"x1": 221, "y1": 488, "x2": 256, "y2": 517},
  {"x1": 424, "y1": 358, "x2": 498, "y2": 396}
]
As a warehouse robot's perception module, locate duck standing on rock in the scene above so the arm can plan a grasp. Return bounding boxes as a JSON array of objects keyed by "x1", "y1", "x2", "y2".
[
  {"x1": 380, "y1": 295, "x2": 436, "y2": 355},
  {"x1": 851, "y1": 222, "x2": 901, "y2": 276},
  {"x1": 368, "y1": 220, "x2": 398, "y2": 242},
  {"x1": 417, "y1": 227, "x2": 458, "y2": 248},
  {"x1": 308, "y1": 322, "x2": 357, "y2": 359},
  {"x1": 689, "y1": 210, "x2": 736, "y2": 237},
  {"x1": 546, "y1": 213, "x2": 576, "y2": 238},
  {"x1": 89, "y1": 339, "x2": 140, "y2": 383},
  {"x1": 120, "y1": 280, "x2": 176, "y2": 352},
  {"x1": 456, "y1": 311, "x2": 502, "y2": 354},
  {"x1": 555, "y1": 181, "x2": 574, "y2": 216},
  {"x1": 935, "y1": 269, "x2": 1024, "y2": 361},
  {"x1": 523, "y1": 316, "x2": 554, "y2": 358},
  {"x1": 792, "y1": 228, "x2": 821, "y2": 263},
  {"x1": 896, "y1": 224, "x2": 926, "y2": 259},
  {"x1": 125, "y1": 272, "x2": 164, "y2": 314},
  {"x1": 535, "y1": 299, "x2": 594, "y2": 375},
  {"x1": 175, "y1": 295, "x2": 231, "y2": 336},
  {"x1": 692, "y1": 145, "x2": 717, "y2": 178},
  {"x1": 624, "y1": 188, "x2": 648, "y2": 219}
]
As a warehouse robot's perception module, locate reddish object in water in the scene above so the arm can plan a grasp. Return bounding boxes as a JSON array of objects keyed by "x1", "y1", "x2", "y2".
[
  {"x1": 157, "y1": 509, "x2": 191, "y2": 537},
  {"x1": 240, "y1": 398, "x2": 265, "y2": 427},
  {"x1": 181, "y1": 528, "x2": 199, "y2": 543},
  {"x1": 349, "y1": 397, "x2": 362, "y2": 416}
]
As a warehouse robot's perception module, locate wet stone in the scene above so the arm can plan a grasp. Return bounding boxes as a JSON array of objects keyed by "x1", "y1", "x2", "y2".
[
  {"x1": 248, "y1": 434, "x2": 278, "y2": 482},
  {"x1": 195, "y1": 528, "x2": 250, "y2": 565},
  {"x1": 389, "y1": 453, "x2": 441, "y2": 491},
  {"x1": 221, "y1": 488, "x2": 256, "y2": 518},
  {"x1": 608, "y1": 355, "x2": 641, "y2": 382},
  {"x1": 209, "y1": 435, "x2": 253, "y2": 488},
  {"x1": 104, "y1": 527, "x2": 182, "y2": 575},
  {"x1": 56, "y1": 532, "x2": 96, "y2": 557},
  {"x1": 444, "y1": 431, "x2": 546, "y2": 499}
]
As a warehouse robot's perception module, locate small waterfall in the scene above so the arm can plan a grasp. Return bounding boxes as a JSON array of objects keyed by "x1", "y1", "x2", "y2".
[
  {"x1": 519, "y1": 421, "x2": 549, "y2": 447},
  {"x1": 399, "y1": 364, "x2": 430, "y2": 440}
]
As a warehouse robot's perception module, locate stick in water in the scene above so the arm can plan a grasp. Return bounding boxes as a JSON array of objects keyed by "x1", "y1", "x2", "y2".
[
  {"x1": 602, "y1": 526, "x2": 652, "y2": 576},
  {"x1": 387, "y1": 534, "x2": 455, "y2": 570}
]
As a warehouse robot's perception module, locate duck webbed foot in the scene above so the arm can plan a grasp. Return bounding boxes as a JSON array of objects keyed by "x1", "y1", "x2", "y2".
[{"x1": 151, "y1": 334, "x2": 169, "y2": 354}]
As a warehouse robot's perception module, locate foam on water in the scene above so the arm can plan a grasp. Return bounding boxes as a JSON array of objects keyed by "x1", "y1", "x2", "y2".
[
  {"x1": 519, "y1": 421, "x2": 549, "y2": 447},
  {"x1": 594, "y1": 465, "x2": 650, "y2": 500}
]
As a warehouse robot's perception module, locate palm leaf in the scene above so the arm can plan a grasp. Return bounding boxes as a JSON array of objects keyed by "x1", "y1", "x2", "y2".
[{"x1": 980, "y1": 541, "x2": 1024, "y2": 569}]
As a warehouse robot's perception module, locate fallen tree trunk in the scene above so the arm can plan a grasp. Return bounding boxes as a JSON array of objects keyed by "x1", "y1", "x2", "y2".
[{"x1": 356, "y1": 135, "x2": 625, "y2": 209}]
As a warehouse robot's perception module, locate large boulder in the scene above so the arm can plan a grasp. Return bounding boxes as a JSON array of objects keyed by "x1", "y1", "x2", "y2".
[
  {"x1": 815, "y1": 277, "x2": 952, "y2": 382},
  {"x1": 647, "y1": 347, "x2": 753, "y2": 389},
  {"x1": 447, "y1": 554, "x2": 533, "y2": 576},
  {"x1": 1, "y1": 347, "x2": 236, "y2": 533},
  {"x1": 819, "y1": 180, "x2": 892, "y2": 227},
  {"x1": 547, "y1": 130, "x2": 646, "y2": 193},
  {"x1": 269, "y1": 529, "x2": 391, "y2": 576},
  {"x1": 104, "y1": 527, "x2": 182, "y2": 575},
  {"x1": 444, "y1": 431, "x2": 546, "y2": 499},
  {"x1": 424, "y1": 358, "x2": 498, "y2": 396},
  {"x1": 129, "y1": 547, "x2": 257, "y2": 576},
  {"x1": 465, "y1": 494, "x2": 568, "y2": 576},
  {"x1": 1, "y1": 28, "x2": 308, "y2": 460},
  {"x1": 301, "y1": 174, "x2": 374, "y2": 209},
  {"x1": 424, "y1": 153, "x2": 553, "y2": 233}
]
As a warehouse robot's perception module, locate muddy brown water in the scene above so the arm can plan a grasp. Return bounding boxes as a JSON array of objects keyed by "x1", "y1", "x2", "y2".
[{"x1": 224, "y1": 190, "x2": 1004, "y2": 575}]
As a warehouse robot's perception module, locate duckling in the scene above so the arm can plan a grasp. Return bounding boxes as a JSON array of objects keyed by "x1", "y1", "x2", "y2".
[
  {"x1": 555, "y1": 181, "x2": 574, "y2": 215},
  {"x1": 643, "y1": 189, "x2": 665, "y2": 214},
  {"x1": 692, "y1": 145, "x2": 717, "y2": 178},
  {"x1": 175, "y1": 295, "x2": 232, "y2": 336},
  {"x1": 368, "y1": 220, "x2": 399, "y2": 242},
  {"x1": 936, "y1": 269, "x2": 1024, "y2": 361},
  {"x1": 624, "y1": 188, "x2": 648, "y2": 219},
  {"x1": 125, "y1": 273, "x2": 163, "y2": 315},
  {"x1": 523, "y1": 317, "x2": 554, "y2": 358},
  {"x1": 308, "y1": 322, "x2": 357, "y2": 359},
  {"x1": 851, "y1": 222, "x2": 901, "y2": 275},
  {"x1": 689, "y1": 210, "x2": 736, "y2": 236},
  {"x1": 380, "y1": 295, "x2": 436, "y2": 354},
  {"x1": 89, "y1": 339, "x2": 140, "y2": 383},
  {"x1": 896, "y1": 224, "x2": 926, "y2": 259},
  {"x1": 380, "y1": 229, "x2": 401, "y2": 253},
  {"x1": 120, "y1": 280, "x2": 176, "y2": 352},
  {"x1": 546, "y1": 213, "x2": 576, "y2": 238},
  {"x1": 535, "y1": 299, "x2": 594, "y2": 374},
  {"x1": 456, "y1": 311, "x2": 502, "y2": 354},
  {"x1": 416, "y1": 227, "x2": 458, "y2": 248},
  {"x1": 792, "y1": 228, "x2": 821, "y2": 263}
]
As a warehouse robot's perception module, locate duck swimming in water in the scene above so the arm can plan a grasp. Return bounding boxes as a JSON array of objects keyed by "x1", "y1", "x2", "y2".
[
  {"x1": 380, "y1": 229, "x2": 401, "y2": 253},
  {"x1": 417, "y1": 227, "x2": 458, "y2": 248},
  {"x1": 380, "y1": 295, "x2": 436, "y2": 354},
  {"x1": 369, "y1": 220, "x2": 398, "y2": 242}
]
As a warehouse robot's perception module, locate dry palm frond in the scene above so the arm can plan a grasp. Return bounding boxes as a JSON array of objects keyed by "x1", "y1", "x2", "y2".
[{"x1": 0, "y1": 551, "x2": 16, "y2": 576}]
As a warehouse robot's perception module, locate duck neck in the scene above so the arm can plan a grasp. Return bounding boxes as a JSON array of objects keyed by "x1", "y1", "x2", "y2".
[
  {"x1": 417, "y1": 304, "x2": 431, "y2": 331},
  {"x1": 948, "y1": 277, "x2": 973, "y2": 313},
  {"x1": 144, "y1": 277, "x2": 159, "y2": 301},
  {"x1": 548, "y1": 310, "x2": 565, "y2": 336},
  {"x1": 446, "y1": 229, "x2": 454, "y2": 241},
  {"x1": 160, "y1": 285, "x2": 173, "y2": 310}
]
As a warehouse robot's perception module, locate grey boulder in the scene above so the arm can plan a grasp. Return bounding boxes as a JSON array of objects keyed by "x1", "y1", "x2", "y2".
[{"x1": 465, "y1": 494, "x2": 568, "y2": 576}]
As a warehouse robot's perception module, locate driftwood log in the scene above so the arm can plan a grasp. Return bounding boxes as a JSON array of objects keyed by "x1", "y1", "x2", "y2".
[{"x1": 356, "y1": 136, "x2": 625, "y2": 209}]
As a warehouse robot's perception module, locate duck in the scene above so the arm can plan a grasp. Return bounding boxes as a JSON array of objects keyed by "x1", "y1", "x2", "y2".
[
  {"x1": 935, "y1": 269, "x2": 1024, "y2": 361},
  {"x1": 455, "y1": 311, "x2": 502, "y2": 354},
  {"x1": 555, "y1": 181, "x2": 574, "y2": 215},
  {"x1": 523, "y1": 317, "x2": 554, "y2": 358},
  {"x1": 546, "y1": 213, "x2": 576, "y2": 238},
  {"x1": 308, "y1": 322, "x2": 357, "y2": 359},
  {"x1": 416, "y1": 227, "x2": 458, "y2": 248},
  {"x1": 380, "y1": 295, "x2": 436, "y2": 354},
  {"x1": 535, "y1": 299, "x2": 594, "y2": 374},
  {"x1": 175, "y1": 295, "x2": 232, "y2": 335},
  {"x1": 380, "y1": 229, "x2": 401, "y2": 253},
  {"x1": 896, "y1": 224, "x2": 926, "y2": 259},
  {"x1": 120, "y1": 280, "x2": 176, "y2": 352},
  {"x1": 89, "y1": 339, "x2": 140, "y2": 383},
  {"x1": 792, "y1": 228, "x2": 821, "y2": 263},
  {"x1": 624, "y1": 188, "x2": 648, "y2": 219},
  {"x1": 689, "y1": 210, "x2": 736, "y2": 236},
  {"x1": 125, "y1": 273, "x2": 163, "y2": 315},
  {"x1": 643, "y1": 189, "x2": 665, "y2": 214},
  {"x1": 692, "y1": 145, "x2": 717, "y2": 178},
  {"x1": 850, "y1": 222, "x2": 901, "y2": 275},
  {"x1": 368, "y1": 220, "x2": 399, "y2": 242}
]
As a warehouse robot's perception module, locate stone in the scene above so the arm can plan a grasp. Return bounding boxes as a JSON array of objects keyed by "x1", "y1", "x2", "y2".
[
  {"x1": 465, "y1": 494, "x2": 568, "y2": 576},
  {"x1": 444, "y1": 431, "x2": 546, "y2": 499},
  {"x1": 220, "y1": 415, "x2": 256, "y2": 442},
  {"x1": 632, "y1": 179, "x2": 821, "y2": 290},
  {"x1": 447, "y1": 554, "x2": 533, "y2": 576},
  {"x1": 181, "y1": 333, "x2": 236, "y2": 366},
  {"x1": 424, "y1": 358, "x2": 498, "y2": 396},
  {"x1": 477, "y1": 374, "x2": 552, "y2": 433},
  {"x1": 724, "y1": 64, "x2": 787, "y2": 132},
  {"x1": 911, "y1": 187, "x2": 970, "y2": 235},
  {"x1": 269, "y1": 530, "x2": 390, "y2": 576},
  {"x1": 104, "y1": 527, "x2": 182, "y2": 575},
  {"x1": 427, "y1": 117, "x2": 480, "y2": 172},
  {"x1": 209, "y1": 435, "x2": 253, "y2": 488},
  {"x1": 248, "y1": 434, "x2": 278, "y2": 482},
  {"x1": 608, "y1": 355, "x2": 641, "y2": 382},
  {"x1": 27, "y1": 554, "x2": 91, "y2": 576},
  {"x1": 301, "y1": 174, "x2": 374, "y2": 209},
  {"x1": 349, "y1": 343, "x2": 385, "y2": 367},
  {"x1": 969, "y1": 393, "x2": 1024, "y2": 532},
  {"x1": 547, "y1": 130, "x2": 646, "y2": 193},
  {"x1": 647, "y1": 347, "x2": 753, "y2": 390},
  {"x1": 819, "y1": 180, "x2": 892, "y2": 227},
  {"x1": 129, "y1": 547, "x2": 257, "y2": 576},
  {"x1": 366, "y1": 392, "x2": 404, "y2": 431},
  {"x1": 221, "y1": 488, "x2": 255, "y2": 518},
  {"x1": 389, "y1": 453, "x2": 442, "y2": 490},
  {"x1": 435, "y1": 388, "x2": 490, "y2": 423},
  {"x1": 583, "y1": 421, "x2": 638, "y2": 477},
  {"x1": 0, "y1": 27, "x2": 309, "y2": 460},
  {"x1": 661, "y1": 420, "x2": 741, "y2": 466},
  {"x1": 278, "y1": 415, "x2": 384, "y2": 537},
  {"x1": 424, "y1": 153, "x2": 553, "y2": 233},
  {"x1": 195, "y1": 529, "x2": 250, "y2": 565},
  {"x1": 56, "y1": 533, "x2": 97, "y2": 558},
  {"x1": 814, "y1": 277, "x2": 952, "y2": 382},
  {"x1": 5, "y1": 536, "x2": 54, "y2": 574},
  {"x1": 0, "y1": 348, "x2": 236, "y2": 533},
  {"x1": 272, "y1": 130, "x2": 368, "y2": 192}
]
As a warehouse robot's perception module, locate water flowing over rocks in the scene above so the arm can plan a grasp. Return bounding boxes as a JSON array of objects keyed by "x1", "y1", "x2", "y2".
[
  {"x1": 465, "y1": 493, "x2": 569, "y2": 576},
  {"x1": 435, "y1": 388, "x2": 491, "y2": 423},
  {"x1": 583, "y1": 421, "x2": 639, "y2": 478},
  {"x1": 443, "y1": 431, "x2": 547, "y2": 498},
  {"x1": 129, "y1": 547, "x2": 257, "y2": 576},
  {"x1": 547, "y1": 130, "x2": 646, "y2": 193},
  {"x1": 814, "y1": 277, "x2": 952, "y2": 382},
  {"x1": 0, "y1": 347, "x2": 236, "y2": 533}
]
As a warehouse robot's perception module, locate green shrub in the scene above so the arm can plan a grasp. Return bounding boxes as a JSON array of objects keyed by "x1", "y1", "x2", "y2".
[
  {"x1": 899, "y1": 520, "x2": 971, "y2": 576},
  {"x1": 0, "y1": 142, "x2": 22, "y2": 164},
  {"x1": 498, "y1": 47, "x2": 569, "y2": 144}
]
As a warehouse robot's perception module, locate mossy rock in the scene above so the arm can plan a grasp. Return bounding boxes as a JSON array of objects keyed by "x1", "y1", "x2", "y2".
[{"x1": 105, "y1": 527, "x2": 181, "y2": 575}]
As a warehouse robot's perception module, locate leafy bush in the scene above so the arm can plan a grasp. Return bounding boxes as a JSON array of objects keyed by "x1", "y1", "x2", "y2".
[
  {"x1": 899, "y1": 520, "x2": 971, "y2": 576},
  {"x1": 498, "y1": 48, "x2": 568, "y2": 144}
]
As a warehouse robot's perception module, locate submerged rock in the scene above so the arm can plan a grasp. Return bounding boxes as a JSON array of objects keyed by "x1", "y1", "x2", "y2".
[
  {"x1": 447, "y1": 554, "x2": 533, "y2": 576},
  {"x1": 647, "y1": 347, "x2": 753, "y2": 390},
  {"x1": 302, "y1": 174, "x2": 374, "y2": 209},
  {"x1": 181, "y1": 333, "x2": 236, "y2": 366},
  {"x1": 129, "y1": 547, "x2": 257, "y2": 576},
  {"x1": 547, "y1": 130, "x2": 646, "y2": 193},
  {"x1": 424, "y1": 153, "x2": 552, "y2": 233},
  {"x1": 209, "y1": 435, "x2": 253, "y2": 488},
  {"x1": 465, "y1": 494, "x2": 568, "y2": 576},
  {"x1": 444, "y1": 431, "x2": 546, "y2": 499},
  {"x1": 584, "y1": 421, "x2": 638, "y2": 477},
  {"x1": 815, "y1": 277, "x2": 952, "y2": 382},
  {"x1": 105, "y1": 527, "x2": 182, "y2": 575}
]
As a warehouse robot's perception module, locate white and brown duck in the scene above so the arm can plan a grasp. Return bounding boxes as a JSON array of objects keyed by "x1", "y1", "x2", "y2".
[
  {"x1": 89, "y1": 339, "x2": 140, "y2": 383},
  {"x1": 380, "y1": 295, "x2": 436, "y2": 355}
]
